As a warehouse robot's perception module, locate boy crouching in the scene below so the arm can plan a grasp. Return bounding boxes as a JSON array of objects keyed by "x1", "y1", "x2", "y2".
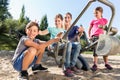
[{"x1": 12, "y1": 21, "x2": 60, "y2": 80}]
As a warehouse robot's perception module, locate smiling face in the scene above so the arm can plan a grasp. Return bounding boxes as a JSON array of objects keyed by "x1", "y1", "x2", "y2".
[
  {"x1": 54, "y1": 14, "x2": 63, "y2": 28},
  {"x1": 64, "y1": 12, "x2": 72, "y2": 30},
  {"x1": 26, "y1": 26, "x2": 39, "y2": 40},
  {"x1": 64, "y1": 13, "x2": 72, "y2": 26},
  {"x1": 25, "y1": 22, "x2": 39, "y2": 40},
  {"x1": 55, "y1": 17, "x2": 63, "y2": 28}
]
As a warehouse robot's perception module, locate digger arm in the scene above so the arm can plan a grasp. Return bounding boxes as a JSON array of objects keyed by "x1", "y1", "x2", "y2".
[
  {"x1": 62, "y1": 0, "x2": 95, "y2": 40},
  {"x1": 98, "y1": 0, "x2": 115, "y2": 34}
]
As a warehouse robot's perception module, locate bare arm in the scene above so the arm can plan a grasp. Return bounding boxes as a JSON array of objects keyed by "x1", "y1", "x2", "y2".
[
  {"x1": 24, "y1": 39, "x2": 42, "y2": 50},
  {"x1": 88, "y1": 26, "x2": 92, "y2": 38},
  {"x1": 38, "y1": 40, "x2": 46, "y2": 44},
  {"x1": 39, "y1": 29, "x2": 49, "y2": 35},
  {"x1": 43, "y1": 38, "x2": 60, "y2": 47},
  {"x1": 24, "y1": 38, "x2": 60, "y2": 50}
]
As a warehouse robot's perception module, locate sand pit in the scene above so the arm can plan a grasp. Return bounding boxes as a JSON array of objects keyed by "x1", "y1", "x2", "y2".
[{"x1": 0, "y1": 50, "x2": 120, "y2": 80}]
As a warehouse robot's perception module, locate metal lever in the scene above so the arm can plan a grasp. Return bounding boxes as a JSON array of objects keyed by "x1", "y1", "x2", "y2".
[
  {"x1": 62, "y1": 0, "x2": 115, "y2": 40},
  {"x1": 62, "y1": 0, "x2": 95, "y2": 39},
  {"x1": 98, "y1": 0, "x2": 115, "y2": 34}
]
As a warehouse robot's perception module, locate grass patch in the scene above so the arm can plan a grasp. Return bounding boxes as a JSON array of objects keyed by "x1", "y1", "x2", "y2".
[{"x1": 83, "y1": 51, "x2": 93, "y2": 54}]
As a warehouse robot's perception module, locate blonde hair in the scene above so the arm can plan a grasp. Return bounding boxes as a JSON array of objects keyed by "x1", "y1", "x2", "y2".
[{"x1": 55, "y1": 14, "x2": 63, "y2": 21}]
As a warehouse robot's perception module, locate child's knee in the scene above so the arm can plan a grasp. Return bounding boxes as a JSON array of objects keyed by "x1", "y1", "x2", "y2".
[
  {"x1": 103, "y1": 56, "x2": 108, "y2": 58},
  {"x1": 27, "y1": 47, "x2": 37, "y2": 56}
]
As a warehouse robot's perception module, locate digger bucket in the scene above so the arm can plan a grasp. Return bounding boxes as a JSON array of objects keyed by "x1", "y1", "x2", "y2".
[
  {"x1": 109, "y1": 27, "x2": 118, "y2": 35},
  {"x1": 96, "y1": 34, "x2": 120, "y2": 56}
]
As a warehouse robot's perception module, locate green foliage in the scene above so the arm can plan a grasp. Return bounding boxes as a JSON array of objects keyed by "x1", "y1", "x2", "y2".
[
  {"x1": 4, "y1": 19, "x2": 19, "y2": 33},
  {"x1": 40, "y1": 14, "x2": 48, "y2": 30},
  {"x1": 38, "y1": 14, "x2": 50, "y2": 41},
  {"x1": 83, "y1": 51, "x2": 93, "y2": 54},
  {"x1": 0, "y1": 0, "x2": 12, "y2": 33},
  {"x1": 0, "y1": 2, "x2": 50, "y2": 50},
  {"x1": 116, "y1": 34, "x2": 120, "y2": 39},
  {"x1": 17, "y1": 5, "x2": 30, "y2": 36},
  {"x1": 80, "y1": 39, "x2": 88, "y2": 49},
  {"x1": 19, "y1": 5, "x2": 25, "y2": 24},
  {"x1": 80, "y1": 32, "x2": 89, "y2": 48},
  {"x1": 2, "y1": 5, "x2": 30, "y2": 41},
  {"x1": 0, "y1": 33, "x2": 18, "y2": 50},
  {"x1": 0, "y1": 0, "x2": 12, "y2": 21}
]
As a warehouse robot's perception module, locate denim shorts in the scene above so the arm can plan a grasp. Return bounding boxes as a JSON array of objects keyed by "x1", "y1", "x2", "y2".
[{"x1": 13, "y1": 51, "x2": 37, "y2": 72}]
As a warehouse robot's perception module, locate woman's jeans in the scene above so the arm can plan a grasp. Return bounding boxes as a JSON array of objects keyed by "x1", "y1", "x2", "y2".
[{"x1": 65, "y1": 42, "x2": 81, "y2": 68}]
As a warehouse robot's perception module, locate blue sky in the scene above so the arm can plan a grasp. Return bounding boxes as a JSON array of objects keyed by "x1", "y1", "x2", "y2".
[{"x1": 9, "y1": 0, "x2": 120, "y2": 35}]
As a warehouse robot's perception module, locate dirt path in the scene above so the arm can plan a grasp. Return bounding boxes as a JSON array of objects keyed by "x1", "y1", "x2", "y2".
[{"x1": 0, "y1": 50, "x2": 120, "y2": 80}]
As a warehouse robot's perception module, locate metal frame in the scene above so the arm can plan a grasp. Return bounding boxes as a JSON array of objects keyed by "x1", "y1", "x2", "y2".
[
  {"x1": 9, "y1": 0, "x2": 116, "y2": 68},
  {"x1": 54, "y1": 0, "x2": 116, "y2": 68},
  {"x1": 63, "y1": 0, "x2": 115, "y2": 39}
]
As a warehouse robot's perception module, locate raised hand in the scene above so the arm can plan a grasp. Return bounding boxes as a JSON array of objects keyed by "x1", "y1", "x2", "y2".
[
  {"x1": 78, "y1": 26, "x2": 84, "y2": 33},
  {"x1": 56, "y1": 32, "x2": 64, "y2": 38}
]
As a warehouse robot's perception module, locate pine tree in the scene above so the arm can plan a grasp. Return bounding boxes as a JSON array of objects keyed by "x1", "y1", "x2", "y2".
[
  {"x1": 0, "y1": 0, "x2": 12, "y2": 33},
  {"x1": 38, "y1": 14, "x2": 50, "y2": 41},
  {"x1": 19, "y1": 5, "x2": 25, "y2": 24},
  {"x1": 40, "y1": 14, "x2": 48, "y2": 30},
  {"x1": 0, "y1": 0, "x2": 12, "y2": 21},
  {"x1": 18, "y1": 5, "x2": 30, "y2": 36}
]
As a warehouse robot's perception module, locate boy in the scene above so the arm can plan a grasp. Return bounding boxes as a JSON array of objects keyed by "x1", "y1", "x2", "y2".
[{"x1": 12, "y1": 21, "x2": 60, "y2": 80}]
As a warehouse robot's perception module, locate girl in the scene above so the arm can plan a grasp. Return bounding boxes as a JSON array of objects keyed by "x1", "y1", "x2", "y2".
[
  {"x1": 39, "y1": 14, "x2": 64, "y2": 39},
  {"x1": 88, "y1": 6, "x2": 113, "y2": 71}
]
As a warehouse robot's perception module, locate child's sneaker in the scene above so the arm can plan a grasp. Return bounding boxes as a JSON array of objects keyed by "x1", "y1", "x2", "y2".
[
  {"x1": 64, "y1": 68, "x2": 74, "y2": 77},
  {"x1": 32, "y1": 64, "x2": 48, "y2": 72},
  {"x1": 105, "y1": 64, "x2": 113, "y2": 70},
  {"x1": 91, "y1": 64, "x2": 97, "y2": 71},
  {"x1": 18, "y1": 70, "x2": 28, "y2": 80}
]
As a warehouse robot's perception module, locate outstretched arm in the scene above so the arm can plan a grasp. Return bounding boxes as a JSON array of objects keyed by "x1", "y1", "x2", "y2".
[
  {"x1": 43, "y1": 37, "x2": 60, "y2": 47},
  {"x1": 39, "y1": 29, "x2": 49, "y2": 35},
  {"x1": 24, "y1": 38, "x2": 60, "y2": 51}
]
